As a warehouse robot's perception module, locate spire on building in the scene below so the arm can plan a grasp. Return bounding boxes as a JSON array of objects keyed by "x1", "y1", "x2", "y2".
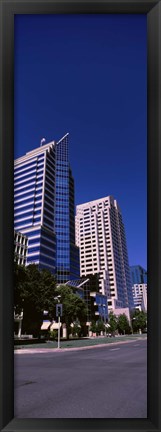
[{"x1": 40, "y1": 138, "x2": 46, "y2": 146}]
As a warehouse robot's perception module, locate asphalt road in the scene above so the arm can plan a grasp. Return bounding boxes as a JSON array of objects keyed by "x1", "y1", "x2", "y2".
[{"x1": 14, "y1": 338, "x2": 147, "y2": 418}]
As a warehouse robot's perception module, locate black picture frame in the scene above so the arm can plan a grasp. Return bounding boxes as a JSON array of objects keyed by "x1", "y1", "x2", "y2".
[{"x1": 0, "y1": 0, "x2": 161, "y2": 431}]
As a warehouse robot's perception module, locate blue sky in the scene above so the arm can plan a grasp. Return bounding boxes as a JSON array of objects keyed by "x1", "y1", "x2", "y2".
[{"x1": 14, "y1": 14, "x2": 147, "y2": 269}]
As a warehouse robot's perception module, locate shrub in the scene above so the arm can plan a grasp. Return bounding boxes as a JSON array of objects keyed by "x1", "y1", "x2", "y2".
[
  {"x1": 71, "y1": 324, "x2": 81, "y2": 337},
  {"x1": 50, "y1": 329, "x2": 58, "y2": 340}
]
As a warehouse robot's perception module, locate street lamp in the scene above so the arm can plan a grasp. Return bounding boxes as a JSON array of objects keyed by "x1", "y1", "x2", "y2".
[
  {"x1": 131, "y1": 317, "x2": 136, "y2": 335},
  {"x1": 54, "y1": 295, "x2": 62, "y2": 349},
  {"x1": 103, "y1": 305, "x2": 106, "y2": 336}
]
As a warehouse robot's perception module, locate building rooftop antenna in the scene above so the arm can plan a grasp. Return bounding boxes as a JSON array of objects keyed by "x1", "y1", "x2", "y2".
[{"x1": 40, "y1": 138, "x2": 46, "y2": 147}]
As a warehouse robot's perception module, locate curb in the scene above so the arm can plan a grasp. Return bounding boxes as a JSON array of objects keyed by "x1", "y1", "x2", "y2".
[{"x1": 14, "y1": 336, "x2": 147, "y2": 354}]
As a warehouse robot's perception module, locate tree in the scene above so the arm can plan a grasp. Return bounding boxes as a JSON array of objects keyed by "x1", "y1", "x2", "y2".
[
  {"x1": 14, "y1": 264, "x2": 88, "y2": 339},
  {"x1": 14, "y1": 263, "x2": 57, "y2": 336},
  {"x1": 89, "y1": 320, "x2": 105, "y2": 335},
  {"x1": 90, "y1": 321, "x2": 97, "y2": 333},
  {"x1": 108, "y1": 312, "x2": 117, "y2": 336},
  {"x1": 55, "y1": 285, "x2": 88, "y2": 339},
  {"x1": 71, "y1": 323, "x2": 81, "y2": 337},
  {"x1": 131, "y1": 309, "x2": 147, "y2": 333},
  {"x1": 117, "y1": 314, "x2": 131, "y2": 335},
  {"x1": 14, "y1": 261, "x2": 28, "y2": 314},
  {"x1": 96, "y1": 319, "x2": 105, "y2": 335}
]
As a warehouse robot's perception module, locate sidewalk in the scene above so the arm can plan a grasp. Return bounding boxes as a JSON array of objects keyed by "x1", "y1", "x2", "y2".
[{"x1": 14, "y1": 334, "x2": 147, "y2": 354}]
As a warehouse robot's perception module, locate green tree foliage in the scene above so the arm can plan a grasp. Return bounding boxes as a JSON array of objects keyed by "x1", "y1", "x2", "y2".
[
  {"x1": 89, "y1": 321, "x2": 97, "y2": 333},
  {"x1": 14, "y1": 264, "x2": 88, "y2": 339},
  {"x1": 55, "y1": 285, "x2": 88, "y2": 339},
  {"x1": 90, "y1": 319, "x2": 105, "y2": 335},
  {"x1": 71, "y1": 323, "x2": 82, "y2": 337},
  {"x1": 50, "y1": 329, "x2": 58, "y2": 340},
  {"x1": 96, "y1": 319, "x2": 105, "y2": 335},
  {"x1": 14, "y1": 262, "x2": 27, "y2": 313},
  {"x1": 117, "y1": 314, "x2": 131, "y2": 335},
  {"x1": 14, "y1": 263, "x2": 57, "y2": 336},
  {"x1": 108, "y1": 312, "x2": 118, "y2": 335},
  {"x1": 131, "y1": 309, "x2": 147, "y2": 332}
]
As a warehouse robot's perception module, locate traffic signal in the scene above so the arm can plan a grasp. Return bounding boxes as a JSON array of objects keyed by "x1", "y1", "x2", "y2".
[{"x1": 56, "y1": 304, "x2": 63, "y2": 317}]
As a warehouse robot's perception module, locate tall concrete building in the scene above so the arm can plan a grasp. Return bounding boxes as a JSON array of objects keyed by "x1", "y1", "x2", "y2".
[
  {"x1": 75, "y1": 195, "x2": 134, "y2": 311},
  {"x1": 14, "y1": 133, "x2": 79, "y2": 282}
]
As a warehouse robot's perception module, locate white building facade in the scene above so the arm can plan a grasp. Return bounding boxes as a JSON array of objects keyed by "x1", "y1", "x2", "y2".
[
  {"x1": 75, "y1": 195, "x2": 134, "y2": 311},
  {"x1": 132, "y1": 284, "x2": 147, "y2": 312},
  {"x1": 14, "y1": 230, "x2": 28, "y2": 266}
]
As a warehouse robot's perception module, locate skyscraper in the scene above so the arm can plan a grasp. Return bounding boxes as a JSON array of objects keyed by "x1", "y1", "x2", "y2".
[
  {"x1": 130, "y1": 265, "x2": 147, "y2": 285},
  {"x1": 132, "y1": 283, "x2": 147, "y2": 312},
  {"x1": 14, "y1": 133, "x2": 79, "y2": 282},
  {"x1": 75, "y1": 195, "x2": 134, "y2": 311}
]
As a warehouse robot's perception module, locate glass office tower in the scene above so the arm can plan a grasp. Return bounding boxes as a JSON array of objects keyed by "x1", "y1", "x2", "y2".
[
  {"x1": 14, "y1": 133, "x2": 79, "y2": 282},
  {"x1": 55, "y1": 134, "x2": 80, "y2": 282},
  {"x1": 130, "y1": 265, "x2": 147, "y2": 285}
]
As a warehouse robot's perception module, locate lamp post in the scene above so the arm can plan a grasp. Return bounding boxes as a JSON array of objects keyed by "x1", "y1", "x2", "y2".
[
  {"x1": 54, "y1": 295, "x2": 62, "y2": 349},
  {"x1": 57, "y1": 296, "x2": 61, "y2": 349},
  {"x1": 103, "y1": 305, "x2": 106, "y2": 336},
  {"x1": 131, "y1": 317, "x2": 136, "y2": 335}
]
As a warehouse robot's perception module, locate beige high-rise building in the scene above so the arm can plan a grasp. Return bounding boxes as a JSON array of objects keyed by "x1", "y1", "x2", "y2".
[{"x1": 75, "y1": 195, "x2": 134, "y2": 311}]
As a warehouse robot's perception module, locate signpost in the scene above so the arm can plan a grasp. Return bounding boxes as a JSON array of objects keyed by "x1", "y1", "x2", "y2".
[{"x1": 56, "y1": 303, "x2": 63, "y2": 349}]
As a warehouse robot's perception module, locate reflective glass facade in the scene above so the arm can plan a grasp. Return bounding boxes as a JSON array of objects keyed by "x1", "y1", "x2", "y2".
[
  {"x1": 66, "y1": 279, "x2": 108, "y2": 322},
  {"x1": 94, "y1": 292, "x2": 108, "y2": 320},
  {"x1": 55, "y1": 135, "x2": 79, "y2": 283},
  {"x1": 130, "y1": 265, "x2": 147, "y2": 285},
  {"x1": 14, "y1": 146, "x2": 56, "y2": 274},
  {"x1": 14, "y1": 134, "x2": 80, "y2": 281}
]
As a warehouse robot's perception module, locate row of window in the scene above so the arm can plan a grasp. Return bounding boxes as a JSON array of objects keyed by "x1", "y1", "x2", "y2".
[
  {"x1": 14, "y1": 193, "x2": 42, "y2": 205},
  {"x1": 27, "y1": 255, "x2": 55, "y2": 268},
  {"x1": 15, "y1": 187, "x2": 43, "y2": 200},
  {"x1": 43, "y1": 218, "x2": 54, "y2": 230},
  {"x1": 14, "y1": 155, "x2": 44, "y2": 174},
  {"x1": 14, "y1": 167, "x2": 44, "y2": 184},
  {"x1": 25, "y1": 229, "x2": 41, "y2": 238},
  {"x1": 14, "y1": 217, "x2": 41, "y2": 229},
  {"x1": 14, "y1": 209, "x2": 41, "y2": 222},
  {"x1": 14, "y1": 201, "x2": 41, "y2": 214},
  {"x1": 14, "y1": 180, "x2": 43, "y2": 192}
]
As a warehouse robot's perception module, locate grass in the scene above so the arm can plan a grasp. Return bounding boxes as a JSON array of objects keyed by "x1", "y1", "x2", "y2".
[{"x1": 14, "y1": 333, "x2": 147, "y2": 350}]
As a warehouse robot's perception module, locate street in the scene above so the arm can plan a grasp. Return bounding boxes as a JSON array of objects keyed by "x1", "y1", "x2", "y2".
[{"x1": 14, "y1": 338, "x2": 147, "y2": 418}]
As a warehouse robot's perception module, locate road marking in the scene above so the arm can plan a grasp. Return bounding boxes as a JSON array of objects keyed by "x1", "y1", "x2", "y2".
[
  {"x1": 134, "y1": 344, "x2": 140, "y2": 347},
  {"x1": 109, "y1": 348, "x2": 120, "y2": 351}
]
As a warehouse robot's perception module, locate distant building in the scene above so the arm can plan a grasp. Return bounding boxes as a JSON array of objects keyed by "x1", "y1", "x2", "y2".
[
  {"x1": 14, "y1": 230, "x2": 28, "y2": 266},
  {"x1": 75, "y1": 195, "x2": 134, "y2": 311},
  {"x1": 130, "y1": 265, "x2": 147, "y2": 285},
  {"x1": 107, "y1": 298, "x2": 127, "y2": 312},
  {"x1": 114, "y1": 307, "x2": 131, "y2": 324},
  {"x1": 132, "y1": 284, "x2": 147, "y2": 312},
  {"x1": 14, "y1": 133, "x2": 79, "y2": 282},
  {"x1": 66, "y1": 278, "x2": 108, "y2": 324}
]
